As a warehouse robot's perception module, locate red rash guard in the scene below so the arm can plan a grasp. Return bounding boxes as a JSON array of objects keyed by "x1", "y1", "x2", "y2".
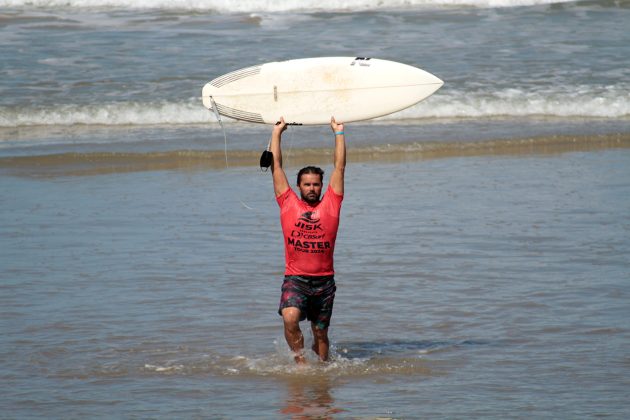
[{"x1": 277, "y1": 187, "x2": 343, "y2": 276}]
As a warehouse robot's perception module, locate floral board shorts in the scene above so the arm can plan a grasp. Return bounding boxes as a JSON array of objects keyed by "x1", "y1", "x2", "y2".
[{"x1": 278, "y1": 275, "x2": 336, "y2": 330}]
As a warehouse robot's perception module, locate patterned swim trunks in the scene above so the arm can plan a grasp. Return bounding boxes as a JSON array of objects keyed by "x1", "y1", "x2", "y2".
[{"x1": 278, "y1": 275, "x2": 336, "y2": 330}]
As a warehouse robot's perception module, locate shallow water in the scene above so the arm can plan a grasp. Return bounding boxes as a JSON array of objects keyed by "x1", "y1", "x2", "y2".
[{"x1": 2, "y1": 148, "x2": 629, "y2": 418}]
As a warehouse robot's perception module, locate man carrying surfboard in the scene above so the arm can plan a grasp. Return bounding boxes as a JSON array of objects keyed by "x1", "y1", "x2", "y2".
[{"x1": 270, "y1": 117, "x2": 346, "y2": 364}]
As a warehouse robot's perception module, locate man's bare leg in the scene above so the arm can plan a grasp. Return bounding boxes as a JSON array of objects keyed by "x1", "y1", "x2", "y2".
[
  {"x1": 311, "y1": 323, "x2": 330, "y2": 362},
  {"x1": 282, "y1": 307, "x2": 306, "y2": 364}
]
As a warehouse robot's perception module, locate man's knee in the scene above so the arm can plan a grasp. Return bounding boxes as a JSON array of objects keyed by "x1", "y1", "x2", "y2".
[
  {"x1": 312, "y1": 326, "x2": 329, "y2": 341},
  {"x1": 282, "y1": 307, "x2": 302, "y2": 329}
]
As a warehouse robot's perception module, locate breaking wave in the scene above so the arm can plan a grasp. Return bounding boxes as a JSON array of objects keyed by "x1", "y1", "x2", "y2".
[
  {"x1": 0, "y1": 0, "x2": 579, "y2": 13},
  {"x1": 1, "y1": 87, "x2": 628, "y2": 129}
]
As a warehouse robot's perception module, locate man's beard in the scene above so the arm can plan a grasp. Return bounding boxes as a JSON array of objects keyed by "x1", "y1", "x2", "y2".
[{"x1": 301, "y1": 191, "x2": 320, "y2": 205}]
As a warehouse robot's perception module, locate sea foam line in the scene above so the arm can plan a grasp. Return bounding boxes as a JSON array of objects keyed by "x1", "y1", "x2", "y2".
[
  {"x1": 0, "y1": 0, "x2": 578, "y2": 13},
  {"x1": 1, "y1": 89, "x2": 627, "y2": 128}
]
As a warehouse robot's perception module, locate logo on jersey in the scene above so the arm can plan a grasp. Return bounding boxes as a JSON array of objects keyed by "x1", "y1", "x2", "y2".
[
  {"x1": 298, "y1": 211, "x2": 320, "y2": 224},
  {"x1": 294, "y1": 211, "x2": 322, "y2": 231},
  {"x1": 289, "y1": 210, "x2": 329, "y2": 252}
]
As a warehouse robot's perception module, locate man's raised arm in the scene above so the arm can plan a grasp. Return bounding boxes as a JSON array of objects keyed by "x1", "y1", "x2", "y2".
[
  {"x1": 329, "y1": 117, "x2": 346, "y2": 195},
  {"x1": 270, "y1": 117, "x2": 290, "y2": 197}
]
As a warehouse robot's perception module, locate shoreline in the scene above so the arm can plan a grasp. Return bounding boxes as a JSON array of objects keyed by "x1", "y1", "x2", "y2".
[{"x1": 1, "y1": 132, "x2": 629, "y2": 178}]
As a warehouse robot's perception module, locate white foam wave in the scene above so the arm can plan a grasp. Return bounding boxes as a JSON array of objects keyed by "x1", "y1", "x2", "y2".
[
  {"x1": 385, "y1": 87, "x2": 630, "y2": 121},
  {"x1": 0, "y1": 0, "x2": 578, "y2": 13},
  {"x1": 143, "y1": 363, "x2": 184, "y2": 373},
  {"x1": 0, "y1": 100, "x2": 213, "y2": 128},
  {"x1": 1, "y1": 88, "x2": 627, "y2": 129}
]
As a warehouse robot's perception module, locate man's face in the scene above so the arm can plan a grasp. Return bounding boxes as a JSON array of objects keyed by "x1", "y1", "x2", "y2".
[{"x1": 298, "y1": 173, "x2": 323, "y2": 205}]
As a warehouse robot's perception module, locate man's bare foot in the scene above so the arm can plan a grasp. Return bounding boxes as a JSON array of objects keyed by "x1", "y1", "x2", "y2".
[
  {"x1": 293, "y1": 351, "x2": 307, "y2": 364},
  {"x1": 312, "y1": 344, "x2": 329, "y2": 362}
]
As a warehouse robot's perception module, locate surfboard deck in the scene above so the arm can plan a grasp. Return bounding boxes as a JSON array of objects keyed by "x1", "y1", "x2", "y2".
[{"x1": 202, "y1": 57, "x2": 443, "y2": 125}]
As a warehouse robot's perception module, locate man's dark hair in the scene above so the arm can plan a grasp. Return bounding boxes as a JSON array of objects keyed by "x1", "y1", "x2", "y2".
[{"x1": 297, "y1": 166, "x2": 324, "y2": 185}]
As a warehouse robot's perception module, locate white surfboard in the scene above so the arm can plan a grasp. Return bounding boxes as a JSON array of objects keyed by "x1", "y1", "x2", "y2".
[{"x1": 201, "y1": 57, "x2": 443, "y2": 125}]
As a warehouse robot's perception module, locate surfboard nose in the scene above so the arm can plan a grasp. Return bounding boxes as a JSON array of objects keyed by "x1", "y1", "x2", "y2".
[
  {"x1": 433, "y1": 75, "x2": 444, "y2": 90},
  {"x1": 423, "y1": 70, "x2": 444, "y2": 88},
  {"x1": 427, "y1": 74, "x2": 444, "y2": 95}
]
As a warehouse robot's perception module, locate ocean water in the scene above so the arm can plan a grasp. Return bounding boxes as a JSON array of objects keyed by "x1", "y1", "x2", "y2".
[
  {"x1": 1, "y1": 0, "x2": 630, "y2": 418},
  {"x1": 1, "y1": 0, "x2": 629, "y2": 142}
]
